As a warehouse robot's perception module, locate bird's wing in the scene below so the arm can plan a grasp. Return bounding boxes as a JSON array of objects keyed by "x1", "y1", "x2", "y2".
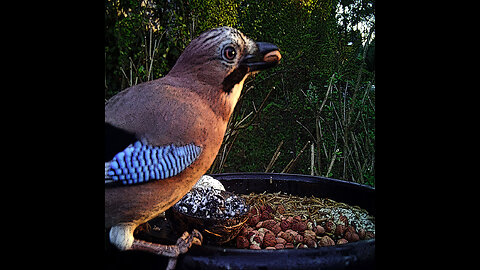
[
  {"x1": 105, "y1": 81, "x2": 207, "y2": 186},
  {"x1": 105, "y1": 122, "x2": 137, "y2": 162},
  {"x1": 105, "y1": 140, "x2": 202, "y2": 185}
]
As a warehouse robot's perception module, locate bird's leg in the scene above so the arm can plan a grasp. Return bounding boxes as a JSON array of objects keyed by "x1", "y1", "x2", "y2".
[
  {"x1": 130, "y1": 229, "x2": 203, "y2": 270},
  {"x1": 131, "y1": 229, "x2": 202, "y2": 256}
]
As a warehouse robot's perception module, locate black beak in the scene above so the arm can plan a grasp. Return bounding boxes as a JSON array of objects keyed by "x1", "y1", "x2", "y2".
[{"x1": 241, "y1": 42, "x2": 282, "y2": 72}]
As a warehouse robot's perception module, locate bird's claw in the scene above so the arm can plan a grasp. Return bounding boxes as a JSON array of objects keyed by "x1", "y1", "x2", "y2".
[
  {"x1": 165, "y1": 229, "x2": 202, "y2": 270},
  {"x1": 130, "y1": 229, "x2": 202, "y2": 257},
  {"x1": 176, "y1": 229, "x2": 203, "y2": 254},
  {"x1": 130, "y1": 229, "x2": 203, "y2": 270},
  {"x1": 192, "y1": 229, "x2": 203, "y2": 246}
]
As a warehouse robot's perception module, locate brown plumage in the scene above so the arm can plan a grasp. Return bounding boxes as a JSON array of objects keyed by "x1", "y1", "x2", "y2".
[{"x1": 105, "y1": 27, "x2": 281, "y2": 263}]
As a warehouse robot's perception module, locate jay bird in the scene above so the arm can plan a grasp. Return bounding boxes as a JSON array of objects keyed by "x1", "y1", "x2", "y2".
[{"x1": 105, "y1": 26, "x2": 281, "y2": 265}]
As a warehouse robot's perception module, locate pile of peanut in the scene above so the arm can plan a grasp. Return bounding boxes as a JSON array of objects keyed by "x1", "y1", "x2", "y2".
[{"x1": 234, "y1": 193, "x2": 375, "y2": 250}]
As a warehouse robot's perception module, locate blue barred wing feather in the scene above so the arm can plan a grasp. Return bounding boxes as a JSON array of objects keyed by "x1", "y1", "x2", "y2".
[{"x1": 105, "y1": 141, "x2": 202, "y2": 185}]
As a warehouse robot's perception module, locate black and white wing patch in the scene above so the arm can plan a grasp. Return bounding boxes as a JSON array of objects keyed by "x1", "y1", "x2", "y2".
[{"x1": 105, "y1": 141, "x2": 202, "y2": 185}]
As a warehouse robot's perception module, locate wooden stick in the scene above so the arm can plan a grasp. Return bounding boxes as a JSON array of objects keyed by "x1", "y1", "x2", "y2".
[
  {"x1": 326, "y1": 149, "x2": 338, "y2": 177},
  {"x1": 282, "y1": 141, "x2": 310, "y2": 173},
  {"x1": 310, "y1": 143, "x2": 315, "y2": 175},
  {"x1": 266, "y1": 140, "x2": 283, "y2": 172}
]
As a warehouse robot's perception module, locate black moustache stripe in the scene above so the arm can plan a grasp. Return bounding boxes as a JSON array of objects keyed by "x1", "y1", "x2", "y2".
[{"x1": 222, "y1": 65, "x2": 248, "y2": 93}]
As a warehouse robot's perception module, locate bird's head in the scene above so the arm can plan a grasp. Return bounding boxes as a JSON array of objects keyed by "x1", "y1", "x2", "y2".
[{"x1": 168, "y1": 27, "x2": 281, "y2": 119}]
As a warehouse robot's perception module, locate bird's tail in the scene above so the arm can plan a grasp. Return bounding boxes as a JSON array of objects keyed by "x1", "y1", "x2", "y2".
[{"x1": 105, "y1": 162, "x2": 114, "y2": 184}]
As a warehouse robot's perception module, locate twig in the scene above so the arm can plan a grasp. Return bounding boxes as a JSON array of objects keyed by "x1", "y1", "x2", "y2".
[
  {"x1": 218, "y1": 130, "x2": 240, "y2": 172},
  {"x1": 350, "y1": 132, "x2": 363, "y2": 181},
  {"x1": 318, "y1": 73, "x2": 335, "y2": 115},
  {"x1": 234, "y1": 111, "x2": 254, "y2": 129},
  {"x1": 265, "y1": 140, "x2": 283, "y2": 173},
  {"x1": 296, "y1": 120, "x2": 316, "y2": 143},
  {"x1": 119, "y1": 67, "x2": 130, "y2": 86},
  {"x1": 315, "y1": 115, "x2": 321, "y2": 176},
  {"x1": 237, "y1": 86, "x2": 275, "y2": 129},
  {"x1": 310, "y1": 143, "x2": 315, "y2": 175},
  {"x1": 282, "y1": 141, "x2": 310, "y2": 173},
  {"x1": 326, "y1": 149, "x2": 339, "y2": 177},
  {"x1": 147, "y1": 30, "x2": 166, "y2": 81}
]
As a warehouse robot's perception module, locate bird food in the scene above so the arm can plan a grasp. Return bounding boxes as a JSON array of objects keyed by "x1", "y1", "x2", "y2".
[
  {"x1": 174, "y1": 187, "x2": 248, "y2": 219},
  {"x1": 167, "y1": 187, "x2": 250, "y2": 244},
  {"x1": 233, "y1": 192, "x2": 375, "y2": 249}
]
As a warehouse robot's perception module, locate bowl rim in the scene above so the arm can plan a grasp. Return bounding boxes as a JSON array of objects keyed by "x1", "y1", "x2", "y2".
[{"x1": 209, "y1": 172, "x2": 375, "y2": 191}]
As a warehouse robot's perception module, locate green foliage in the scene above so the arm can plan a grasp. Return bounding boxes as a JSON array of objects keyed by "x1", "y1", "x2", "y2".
[
  {"x1": 105, "y1": 0, "x2": 375, "y2": 186},
  {"x1": 190, "y1": 0, "x2": 240, "y2": 31}
]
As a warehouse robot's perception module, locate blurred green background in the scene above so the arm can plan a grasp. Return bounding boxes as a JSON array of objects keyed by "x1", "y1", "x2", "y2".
[{"x1": 105, "y1": 0, "x2": 375, "y2": 186}]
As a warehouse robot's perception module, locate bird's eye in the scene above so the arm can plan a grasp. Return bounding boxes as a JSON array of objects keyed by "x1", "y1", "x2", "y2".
[{"x1": 223, "y1": 46, "x2": 236, "y2": 61}]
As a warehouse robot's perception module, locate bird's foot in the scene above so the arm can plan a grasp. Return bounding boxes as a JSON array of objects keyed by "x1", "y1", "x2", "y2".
[
  {"x1": 175, "y1": 229, "x2": 203, "y2": 254},
  {"x1": 130, "y1": 229, "x2": 203, "y2": 270}
]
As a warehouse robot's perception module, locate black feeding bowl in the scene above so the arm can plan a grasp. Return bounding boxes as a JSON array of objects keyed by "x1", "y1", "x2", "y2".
[{"x1": 106, "y1": 173, "x2": 375, "y2": 270}]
